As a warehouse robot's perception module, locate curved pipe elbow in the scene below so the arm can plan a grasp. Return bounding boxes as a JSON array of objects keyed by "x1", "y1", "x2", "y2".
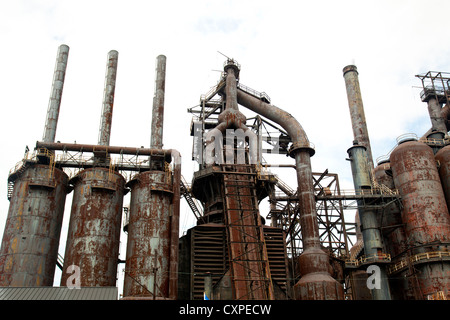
[{"x1": 236, "y1": 89, "x2": 314, "y2": 156}]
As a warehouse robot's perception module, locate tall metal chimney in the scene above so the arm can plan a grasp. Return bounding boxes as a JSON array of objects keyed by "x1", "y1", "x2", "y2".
[
  {"x1": 98, "y1": 50, "x2": 119, "y2": 146},
  {"x1": 42, "y1": 44, "x2": 69, "y2": 143},
  {"x1": 150, "y1": 55, "x2": 167, "y2": 150},
  {"x1": 343, "y1": 65, "x2": 374, "y2": 170}
]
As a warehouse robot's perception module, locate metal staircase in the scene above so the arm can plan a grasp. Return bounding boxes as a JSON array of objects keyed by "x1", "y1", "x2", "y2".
[
  {"x1": 180, "y1": 175, "x2": 203, "y2": 220},
  {"x1": 7, "y1": 161, "x2": 29, "y2": 200}
]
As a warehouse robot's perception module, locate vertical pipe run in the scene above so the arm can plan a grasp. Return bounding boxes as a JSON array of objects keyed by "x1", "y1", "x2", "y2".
[
  {"x1": 236, "y1": 89, "x2": 344, "y2": 300},
  {"x1": 43, "y1": 44, "x2": 69, "y2": 143},
  {"x1": 343, "y1": 65, "x2": 374, "y2": 170},
  {"x1": 347, "y1": 144, "x2": 391, "y2": 300},
  {"x1": 98, "y1": 50, "x2": 119, "y2": 146},
  {"x1": 427, "y1": 97, "x2": 447, "y2": 133},
  {"x1": 224, "y1": 63, "x2": 239, "y2": 111},
  {"x1": 150, "y1": 55, "x2": 167, "y2": 150}
]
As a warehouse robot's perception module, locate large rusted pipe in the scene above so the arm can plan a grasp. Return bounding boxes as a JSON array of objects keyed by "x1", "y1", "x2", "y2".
[
  {"x1": 343, "y1": 65, "x2": 374, "y2": 170},
  {"x1": 427, "y1": 97, "x2": 447, "y2": 133},
  {"x1": 36, "y1": 141, "x2": 174, "y2": 157},
  {"x1": 168, "y1": 150, "x2": 181, "y2": 299},
  {"x1": 205, "y1": 60, "x2": 257, "y2": 166},
  {"x1": 236, "y1": 89, "x2": 344, "y2": 300},
  {"x1": 42, "y1": 44, "x2": 69, "y2": 143},
  {"x1": 421, "y1": 103, "x2": 450, "y2": 139},
  {"x1": 150, "y1": 55, "x2": 166, "y2": 150},
  {"x1": 98, "y1": 50, "x2": 119, "y2": 146}
]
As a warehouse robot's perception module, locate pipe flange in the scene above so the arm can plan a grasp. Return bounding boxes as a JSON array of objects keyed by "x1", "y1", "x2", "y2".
[
  {"x1": 288, "y1": 142, "x2": 315, "y2": 157},
  {"x1": 343, "y1": 65, "x2": 358, "y2": 76}
]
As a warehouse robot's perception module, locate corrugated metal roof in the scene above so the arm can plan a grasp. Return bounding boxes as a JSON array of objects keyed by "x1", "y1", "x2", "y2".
[{"x1": 0, "y1": 287, "x2": 118, "y2": 300}]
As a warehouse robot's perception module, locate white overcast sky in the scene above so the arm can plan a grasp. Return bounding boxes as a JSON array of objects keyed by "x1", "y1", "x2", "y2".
[{"x1": 1, "y1": 0, "x2": 449, "y2": 290}]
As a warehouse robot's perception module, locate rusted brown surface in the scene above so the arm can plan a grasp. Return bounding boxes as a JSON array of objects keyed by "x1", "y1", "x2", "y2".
[
  {"x1": 374, "y1": 162, "x2": 407, "y2": 258},
  {"x1": 0, "y1": 165, "x2": 68, "y2": 286},
  {"x1": 293, "y1": 150, "x2": 344, "y2": 300},
  {"x1": 390, "y1": 141, "x2": 450, "y2": 247},
  {"x1": 390, "y1": 140, "x2": 450, "y2": 297},
  {"x1": 343, "y1": 65, "x2": 374, "y2": 169},
  {"x1": 98, "y1": 50, "x2": 118, "y2": 146},
  {"x1": 123, "y1": 170, "x2": 173, "y2": 298},
  {"x1": 150, "y1": 55, "x2": 166, "y2": 150},
  {"x1": 169, "y1": 154, "x2": 181, "y2": 300},
  {"x1": 427, "y1": 98, "x2": 447, "y2": 133},
  {"x1": 236, "y1": 85, "x2": 342, "y2": 300},
  {"x1": 435, "y1": 145, "x2": 450, "y2": 208},
  {"x1": 43, "y1": 45, "x2": 69, "y2": 143},
  {"x1": 60, "y1": 167, "x2": 125, "y2": 287},
  {"x1": 222, "y1": 166, "x2": 273, "y2": 300},
  {"x1": 36, "y1": 141, "x2": 175, "y2": 158}
]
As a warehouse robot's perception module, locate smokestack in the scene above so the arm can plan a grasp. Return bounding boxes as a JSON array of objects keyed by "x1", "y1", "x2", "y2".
[
  {"x1": 42, "y1": 44, "x2": 69, "y2": 143},
  {"x1": 98, "y1": 50, "x2": 119, "y2": 146},
  {"x1": 343, "y1": 65, "x2": 374, "y2": 169},
  {"x1": 150, "y1": 55, "x2": 167, "y2": 150}
]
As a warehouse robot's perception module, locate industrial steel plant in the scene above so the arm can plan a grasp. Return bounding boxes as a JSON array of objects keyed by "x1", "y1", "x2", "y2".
[{"x1": 0, "y1": 45, "x2": 449, "y2": 300}]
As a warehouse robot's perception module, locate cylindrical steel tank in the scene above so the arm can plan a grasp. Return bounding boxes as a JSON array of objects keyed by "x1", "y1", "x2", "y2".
[
  {"x1": 390, "y1": 140, "x2": 450, "y2": 248},
  {"x1": 390, "y1": 140, "x2": 450, "y2": 298},
  {"x1": 60, "y1": 167, "x2": 125, "y2": 287},
  {"x1": 0, "y1": 165, "x2": 68, "y2": 286},
  {"x1": 123, "y1": 170, "x2": 173, "y2": 298},
  {"x1": 435, "y1": 145, "x2": 450, "y2": 208}
]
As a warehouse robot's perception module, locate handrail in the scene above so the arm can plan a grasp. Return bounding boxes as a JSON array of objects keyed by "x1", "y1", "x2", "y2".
[
  {"x1": 388, "y1": 251, "x2": 450, "y2": 274},
  {"x1": 427, "y1": 291, "x2": 447, "y2": 300},
  {"x1": 273, "y1": 174, "x2": 295, "y2": 196},
  {"x1": 200, "y1": 79, "x2": 225, "y2": 102},
  {"x1": 237, "y1": 83, "x2": 271, "y2": 103},
  {"x1": 345, "y1": 253, "x2": 391, "y2": 267}
]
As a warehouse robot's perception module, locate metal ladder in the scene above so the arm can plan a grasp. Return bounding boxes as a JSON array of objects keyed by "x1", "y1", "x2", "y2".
[{"x1": 222, "y1": 164, "x2": 274, "y2": 300}]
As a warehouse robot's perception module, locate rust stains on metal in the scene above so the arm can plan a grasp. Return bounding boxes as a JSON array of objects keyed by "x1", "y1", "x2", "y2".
[
  {"x1": 236, "y1": 88, "x2": 343, "y2": 300},
  {"x1": 343, "y1": 65, "x2": 374, "y2": 169},
  {"x1": 43, "y1": 44, "x2": 69, "y2": 143},
  {"x1": 390, "y1": 140, "x2": 450, "y2": 298},
  {"x1": 435, "y1": 145, "x2": 450, "y2": 208},
  {"x1": 123, "y1": 170, "x2": 174, "y2": 299},
  {"x1": 390, "y1": 140, "x2": 450, "y2": 247},
  {"x1": 98, "y1": 50, "x2": 119, "y2": 146},
  {"x1": 150, "y1": 55, "x2": 166, "y2": 150},
  {"x1": 60, "y1": 167, "x2": 125, "y2": 287},
  {"x1": 36, "y1": 141, "x2": 175, "y2": 158},
  {"x1": 0, "y1": 165, "x2": 68, "y2": 286}
]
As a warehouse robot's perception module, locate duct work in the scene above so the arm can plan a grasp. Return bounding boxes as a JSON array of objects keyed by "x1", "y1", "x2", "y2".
[{"x1": 1, "y1": 45, "x2": 449, "y2": 301}]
